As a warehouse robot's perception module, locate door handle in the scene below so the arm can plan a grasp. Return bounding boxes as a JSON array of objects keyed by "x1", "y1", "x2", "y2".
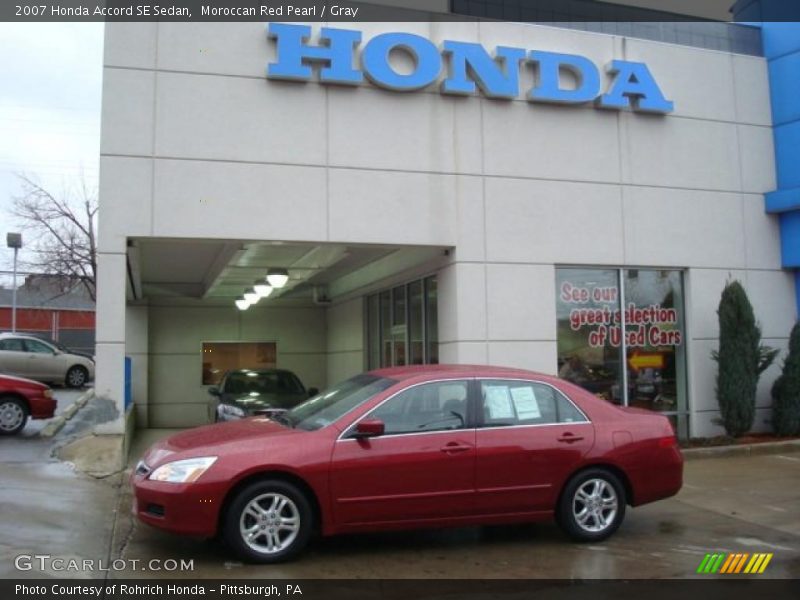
[
  {"x1": 440, "y1": 442, "x2": 473, "y2": 454},
  {"x1": 557, "y1": 433, "x2": 584, "y2": 444}
]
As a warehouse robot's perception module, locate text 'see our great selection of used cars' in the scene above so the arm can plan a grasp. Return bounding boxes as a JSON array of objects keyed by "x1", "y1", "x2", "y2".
[
  {"x1": 0, "y1": 333, "x2": 94, "y2": 388},
  {"x1": 133, "y1": 365, "x2": 683, "y2": 563},
  {"x1": 0, "y1": 374, "x2": 56, "y2": 435},
  {"x1": 207, "y1": 368, "x2": 317, "y2": 423}
]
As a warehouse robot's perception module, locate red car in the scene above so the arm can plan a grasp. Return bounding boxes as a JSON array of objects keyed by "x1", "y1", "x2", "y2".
[
  {"x1": 0, "y1": 374, "x2": 57, "y2": 435},
  {"x1": 132, "y1": 365, "x2": 683, "y2": 563}
]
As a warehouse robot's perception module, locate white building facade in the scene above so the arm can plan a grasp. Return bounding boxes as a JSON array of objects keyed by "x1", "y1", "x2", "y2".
[{"x1": 95, "y1": 19, "x2": 794, "y2": 445}]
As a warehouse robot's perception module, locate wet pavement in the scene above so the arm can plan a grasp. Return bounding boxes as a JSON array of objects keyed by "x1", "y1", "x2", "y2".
[
  {"x1": 2, "y1": 422, "x2": 799, "y2": 580},
  {"x1": 113, "y1": 433, "x2": 800, "y2": 579},
  {"x1": 0, "y1": 388, "x2": 123, "y2": 579}
]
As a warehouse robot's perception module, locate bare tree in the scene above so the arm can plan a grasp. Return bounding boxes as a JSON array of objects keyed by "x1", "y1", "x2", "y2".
[{"x1": 10, "y1": 173, "x2": 98, "y2": 301}]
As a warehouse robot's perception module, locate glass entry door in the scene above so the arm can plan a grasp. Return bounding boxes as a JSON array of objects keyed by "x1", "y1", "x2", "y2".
[{"x1": 367, "y1": 276, "x2": 438, "y2": 369}]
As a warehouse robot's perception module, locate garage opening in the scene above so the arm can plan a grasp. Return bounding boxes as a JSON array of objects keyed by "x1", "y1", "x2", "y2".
[{"x1": 124, "y1": 238, "x2": 447, "y2": 429}]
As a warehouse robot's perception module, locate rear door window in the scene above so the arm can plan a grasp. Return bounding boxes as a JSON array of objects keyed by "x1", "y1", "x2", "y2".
[
  {"x1": 24, "y1": 339, "x2": 54, "y2": 354},
  {"x1": 479, "y1": 380, "x2": 587, "y2": 427},
  {"x1": 0, "y1": 338, "x2": 25, "y2": 351}
]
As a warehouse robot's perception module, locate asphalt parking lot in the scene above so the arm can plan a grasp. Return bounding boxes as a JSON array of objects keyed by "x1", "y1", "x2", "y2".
[{"x1": 1, "y1": 420, "x2": 799, "y2": 580}]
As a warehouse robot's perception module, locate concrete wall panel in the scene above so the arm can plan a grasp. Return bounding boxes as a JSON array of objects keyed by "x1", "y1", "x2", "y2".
[
  {"x1": 485, "y1": 178, "x2": 624, "y2": 264},
  {"x1": 622, "y1": 187, "x2": 745, "y2": 268},
  {"x1": 328, "y1": 169, "x2": 457, "y2": 246},
  {"x1": 155, "y1": 72, "x2": 326, "y2": 165},
  {"x1": 152, "y1": 160, "x2": 327, "y2": 241},
  {"x1": 100, "y1": 68, "x2": 155, "y2": 156}
]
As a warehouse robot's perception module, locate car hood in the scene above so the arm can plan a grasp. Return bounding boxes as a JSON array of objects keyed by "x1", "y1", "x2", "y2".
[
  {"x1": 64, "y1": 352, "x2": 93, "y2": 363},
  {"x1": 143, "y1": 417, "x2": 299, "y2": 466},
  {"x1": 226, "y1": 392, "x2": 306, "y2": 411},
  {"x1": 0, "y1": 374, "x2": 48, "y2": 390}
]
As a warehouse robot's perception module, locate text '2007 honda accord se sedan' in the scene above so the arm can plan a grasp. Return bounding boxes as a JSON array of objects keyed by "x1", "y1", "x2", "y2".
[{"x1": 132, "y1": 365, "x2": 683, "y2": 563}]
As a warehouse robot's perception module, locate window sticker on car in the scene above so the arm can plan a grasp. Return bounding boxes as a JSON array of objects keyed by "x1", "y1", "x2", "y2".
[
  {"x1": 485, "y1": 385, "x2": 515, "y2": 419},
  {"x1": 511, "y1": 386, "x2": 541, "y2": 420}
]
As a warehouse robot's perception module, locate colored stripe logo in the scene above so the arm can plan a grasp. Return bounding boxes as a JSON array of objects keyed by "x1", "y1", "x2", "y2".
[{"x1": 697, "y1": 552, "x2": 773, "y2": 574}]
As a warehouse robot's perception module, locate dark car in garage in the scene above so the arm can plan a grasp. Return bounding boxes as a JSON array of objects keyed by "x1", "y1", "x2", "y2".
[
  {"x1": 136, "y1": 364, "x2": 683, "y2": 563},
  {"x1": 207, "y1": 368, "x2": 317, "y2": 422}
]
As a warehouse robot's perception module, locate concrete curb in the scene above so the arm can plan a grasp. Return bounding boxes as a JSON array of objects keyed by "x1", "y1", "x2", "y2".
[
  {"x1": 682, "y1": 438, "x2": 800, "y2": 460},
  {"x1": 40, "y1": 388, "x2": 95, "y2": 438}
]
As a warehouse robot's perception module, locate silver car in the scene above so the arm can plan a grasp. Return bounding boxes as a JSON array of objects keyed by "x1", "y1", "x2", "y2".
[{"x1": 0, "y1": 333, "x2": 94, "y2": 388}]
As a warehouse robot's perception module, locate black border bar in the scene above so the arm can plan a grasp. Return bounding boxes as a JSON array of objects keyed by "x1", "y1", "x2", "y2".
[{"x1": 3, "y1": 0, "x2": 800, "y2": 22}]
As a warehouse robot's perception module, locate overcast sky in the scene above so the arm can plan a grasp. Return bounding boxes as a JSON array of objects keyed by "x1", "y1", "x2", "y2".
[{"x1": 0, "y1": 23, "x2": 104, "y2": 281}]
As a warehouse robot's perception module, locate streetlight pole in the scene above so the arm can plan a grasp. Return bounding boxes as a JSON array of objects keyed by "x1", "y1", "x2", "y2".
[{"x1": 6, "y1": 233, "x2": 22, "y2": 333}]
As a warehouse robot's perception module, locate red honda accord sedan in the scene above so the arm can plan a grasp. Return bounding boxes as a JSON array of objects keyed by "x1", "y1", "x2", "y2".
[{"x1": 132, "y1": 365, "x2": 683, "y2": 563}]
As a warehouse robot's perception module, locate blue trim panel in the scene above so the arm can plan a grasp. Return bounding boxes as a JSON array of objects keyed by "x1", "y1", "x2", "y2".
[
  {"x1": 768, "y1": 51, "x2": 800, "y2": 126},
  {"x1": 774, "y1": 120, "x2": 800, "y2": 190},
  {"x1": 739, "y1": 6, "x2": 800, "y2": 315},
  {"x1": 780, "y1": 212, "x2": 800, "y2": 268},
  {"x1": 766, "y1": 188, "x2": 800, "y2": 214}
]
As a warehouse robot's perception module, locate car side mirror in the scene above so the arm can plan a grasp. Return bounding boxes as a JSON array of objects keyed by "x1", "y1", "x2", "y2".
[
  {"x1": 307, "y1": 387, "x2": 319, "y2": 398},
  {"x1": 353, "y1": 418, "x2": 385, "y2": 439},
  {"x1": 208, "y1": 386, "x2": 220, "y2": 397}
]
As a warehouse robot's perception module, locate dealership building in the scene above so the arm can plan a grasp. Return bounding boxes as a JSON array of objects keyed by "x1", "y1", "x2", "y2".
[{"x1": 94, "y1": 7, "x2": 800, "y2": 447}]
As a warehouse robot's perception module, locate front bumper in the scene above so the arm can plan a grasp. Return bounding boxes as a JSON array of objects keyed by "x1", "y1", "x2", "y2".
[
  {"x1": 30, "y1": 395, "x2": 57, "y2": 420},
  {"x1": 131, "y1": 471, "x2": 222, "y2": 537}
]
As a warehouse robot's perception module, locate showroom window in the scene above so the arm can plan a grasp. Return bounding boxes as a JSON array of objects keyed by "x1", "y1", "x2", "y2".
[
  {"x1": 366, "y1": 276, "x2": 438, "y2": 369},
  {"x1": 555, "y1": 268, "x2": 688, "y2": 438},
  {"x1": 201, "y1": 341, "x2": 277, "y2": 385}
]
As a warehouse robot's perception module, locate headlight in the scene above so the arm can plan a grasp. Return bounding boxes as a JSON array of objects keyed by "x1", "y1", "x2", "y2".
[
  {"x1": 149, "y1": 457, "x2": 217, "y2": 483},
  {"x1": 220, "y1": 404, "x2": 246, "y2": 417},
  {"x1": 43, "y1": 389, "x2": 53, "y2": 398}
]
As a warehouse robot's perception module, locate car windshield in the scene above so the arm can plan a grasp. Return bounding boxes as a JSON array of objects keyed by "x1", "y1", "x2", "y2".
[
  {"x1": 286, "y1": 374, "x2": 396, "y2": 431},
  {"x1": 223, "y1": 371, "x2": 305, "y2": 396}
]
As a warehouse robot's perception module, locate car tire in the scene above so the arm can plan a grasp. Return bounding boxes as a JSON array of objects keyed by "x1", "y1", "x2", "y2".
[
  {"x1": 557, "y1": 468, "x2": 626, "y2": 542},
  {"x1": 66, "y1": 366, "x2": 88, "y2": 389},
  {"x1": 222, "y1": 480, "x2": 313, "y2": 563},
  {"x1": 0, "y1": 396, "x2": 29, "y2": 436}
]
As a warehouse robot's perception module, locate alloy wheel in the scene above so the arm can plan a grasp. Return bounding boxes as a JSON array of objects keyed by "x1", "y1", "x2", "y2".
[
  {"x1": 572, "y1": 477, "x2": 619, "y2": 533},
  {"x1": 239, "y1": 492, "x2": 301, "y2": 554}
]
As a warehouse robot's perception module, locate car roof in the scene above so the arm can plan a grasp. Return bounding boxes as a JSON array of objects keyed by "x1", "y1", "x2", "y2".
[
  {"x1": 369, "y1": 364, "x2": 562, "y2": 386},
  {"x1": 0, "y1": 332, "x2": 50, "y2": 341}
]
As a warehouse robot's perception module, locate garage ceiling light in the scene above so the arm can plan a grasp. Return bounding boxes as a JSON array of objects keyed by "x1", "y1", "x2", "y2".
[
  {"x1": 254, "y1": 281, "x2": 273, "y2": 298},
  {"x1": 235, "y1": 298, "x2": 249, "y2": 310},
  {"x1": 267, "y1": 268, "x2": 289, "y2": 288},
  {"x1": 244, "y1": 290, "x2": 259, "y2": 304}
]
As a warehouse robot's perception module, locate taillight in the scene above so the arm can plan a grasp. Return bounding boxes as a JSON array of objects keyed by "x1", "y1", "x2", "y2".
[{"x1": 658, "y1": 435, "x2": 678, "y2": 448}]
